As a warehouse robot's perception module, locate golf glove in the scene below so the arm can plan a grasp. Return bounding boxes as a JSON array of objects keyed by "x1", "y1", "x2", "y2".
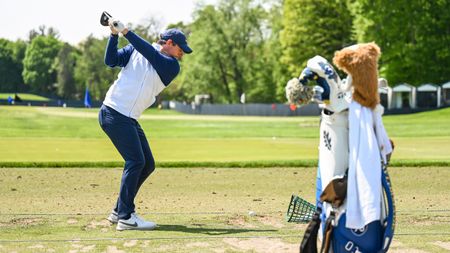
[{"x1": 109, "y1": 18, "x2": 126, "y2": 33}]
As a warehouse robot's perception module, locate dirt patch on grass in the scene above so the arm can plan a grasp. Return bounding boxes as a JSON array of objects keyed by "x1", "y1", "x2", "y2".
[
  {"x1": 67, "y1": 218, "x2": 78, "y2": 224},
  {"x1": 186, "y1": 242, "x2": 211, "y2": 248},
  {"x1": 389, "y1": 241, "x2": 429, "y2": 253},
  {"x1": 433, "y1": 241, "x2": 450, "y2": 251},
  {"x1": 69, "y1": 243, "x2": 97, "y2": 253},
  {"x1": 106, "y1": 246, "x2": 125, "y2": 253},
  {"x1": 27, "y1": 244, "x2": 44, "y2": 249},
  {"x1": 227, "y1": 215, "x2": 256, "y2": 228},
  {"x1": 155, "y1": 244, "x2": 177, "y2": 252},
  {"x1": 223, "y1": 237, "x2": 298, "y2": 253},
  {"x1": 123, "y1": 240, "x2": 138, "y2": 247},
  {"x1": 84, "y1": 219, "x2": 111, "y2": 230},
  {"x1": 0, "y1": 217, "x2": 45, "y2": 227},
  {"x1": 256, "y1": 215, "x2": 285, "y2": 228},
  {"x1": 408, "y1": 215, "x2": 449, "y2": 226}
]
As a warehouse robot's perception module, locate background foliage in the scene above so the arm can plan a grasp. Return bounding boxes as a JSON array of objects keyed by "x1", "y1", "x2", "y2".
[{"x1": 0, "y1": 0, "x2": 449, "y2": 102}]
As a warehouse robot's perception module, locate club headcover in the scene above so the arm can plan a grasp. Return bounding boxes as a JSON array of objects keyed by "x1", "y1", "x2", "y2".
[{"x1": 100, "y1": 11, "x2": 112, "y2": 26}]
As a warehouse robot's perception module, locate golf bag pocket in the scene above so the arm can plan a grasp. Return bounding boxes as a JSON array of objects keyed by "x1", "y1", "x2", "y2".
[{"x1": 332, "y1": 213, "x2": 382, "y2": 253}]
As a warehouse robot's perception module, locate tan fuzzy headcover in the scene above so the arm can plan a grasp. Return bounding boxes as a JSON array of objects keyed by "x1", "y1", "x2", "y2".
[{"x1": 333, "y1": 42, "x2": 381, "y2": 109}]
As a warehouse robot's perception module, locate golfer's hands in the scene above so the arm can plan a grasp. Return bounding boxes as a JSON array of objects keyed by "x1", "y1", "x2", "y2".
[
  {"x1": 109, "y1": 19, "x2": 128, "y2": 34},
  {"x1": 109, "y1": 23, "x2": 119, "y2": 35}
]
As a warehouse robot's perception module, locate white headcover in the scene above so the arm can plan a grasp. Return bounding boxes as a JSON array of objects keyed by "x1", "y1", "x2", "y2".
[{"x1": 306, "y1": 56, "x2": 351, "y2": 113}]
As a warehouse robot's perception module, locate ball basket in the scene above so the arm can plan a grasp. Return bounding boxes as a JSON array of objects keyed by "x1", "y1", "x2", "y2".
[{"x1": 286, "y1": 194, "x2": 316, "y2": 223}]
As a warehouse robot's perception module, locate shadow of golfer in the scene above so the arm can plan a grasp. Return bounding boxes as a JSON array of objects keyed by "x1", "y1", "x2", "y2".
[{"x1": 156, "y1": 224, "x2": 277, "y2": 235}]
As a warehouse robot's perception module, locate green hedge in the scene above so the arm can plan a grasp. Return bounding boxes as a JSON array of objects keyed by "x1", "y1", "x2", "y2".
[{"x1": 0, "y1": 159, "x2": 449, "y2": 168}]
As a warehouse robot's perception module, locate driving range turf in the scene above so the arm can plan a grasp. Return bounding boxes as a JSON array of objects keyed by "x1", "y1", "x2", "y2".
[{"x1": 0, "y1": 105, "x2": 449, "y2": 252}]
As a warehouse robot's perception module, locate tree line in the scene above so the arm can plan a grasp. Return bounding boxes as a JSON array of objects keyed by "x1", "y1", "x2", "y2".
[{"x1": 1, "y1": 0, "x2": 449, "y2": 103}]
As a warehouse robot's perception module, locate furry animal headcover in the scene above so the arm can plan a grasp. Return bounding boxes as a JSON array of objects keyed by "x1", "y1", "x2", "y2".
[{"x1": 333, "y1": 43, "x2": 381, "y2": 109}]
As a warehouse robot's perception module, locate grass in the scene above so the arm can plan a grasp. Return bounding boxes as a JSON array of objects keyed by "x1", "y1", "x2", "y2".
[
  {"x1": 0, "y1": 166, "x2": 449, "y2": 252},
  {"x1": 0, "y1": 93, "x2": 50, "y2": 101},
  {"x1": 0, "y1": 106, "x2": 450, "y2": 164},
  {"x1": 0, "y1": 105, "x2": 449, "y2": 252}
]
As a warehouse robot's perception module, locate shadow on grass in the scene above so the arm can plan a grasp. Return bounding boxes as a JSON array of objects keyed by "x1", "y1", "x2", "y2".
[{"x1": 156, "y1": 224, "x2": 277, "y2": 235}]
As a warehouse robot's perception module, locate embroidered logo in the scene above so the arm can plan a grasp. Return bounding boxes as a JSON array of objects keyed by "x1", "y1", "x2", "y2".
[
  {"x1": 351, "y1": 225, "x2": 368, "y2": 237},
  {"x1": 324, "y1": 131, "x2": 332, "y2": 150},
  {"x1": 318, "y1": 62, "x2": 338, "y2": 82}
]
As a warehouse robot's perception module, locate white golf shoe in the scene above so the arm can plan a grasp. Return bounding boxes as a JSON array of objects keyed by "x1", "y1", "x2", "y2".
[
  {"x1": 116, "y1": 213, "x2": 157, "y2": 231},
  {"x1": 107, "y1": 210, "x2": 118, "y2": 224}
]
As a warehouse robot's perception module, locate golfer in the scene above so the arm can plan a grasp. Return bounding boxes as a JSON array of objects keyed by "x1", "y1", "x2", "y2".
[{"x1": 98, "y1": 18, "x2": 192, "y2": 231}]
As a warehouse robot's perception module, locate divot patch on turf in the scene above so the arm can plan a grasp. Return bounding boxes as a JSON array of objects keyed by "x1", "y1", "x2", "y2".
[
  {"x1": 71, "y1": 243, "x2": 83, "y2": 249},
  {"x1": 70, "y1": 244, "x2": 96, "y2": 252},
  {"x1": 2, "y1": 217, "x2": 45, "y2": 228},
  {"x1": 227, "y1": 215, "x2": 256, "y2": 228},
  {"x1": 389, "y1": 241, "x2": 429, "y2": 253},
  {"x1": 123, "y1": 240, "x2": 138, "y2": 247},
  {"x1": 433, "y1": 241, "x2": 450, "y2": 251},
  {"x1": 256, "y1": 215, "x2": 285, "y2": 228},
  {"x1": 186, "y1": 242, "x2": 210, "y2": 248},
  {"x1": 155, "y1": 244, "x2": 176, "y2": 252},
  {"x1": 67, "y1": 218, "x2": 78, "y2": 224},
  {"x1": 106, "y1": 246, "x2": 125, "y2": 253},
  {"x1": 223, "y1": 238, "x2": 298, "y2": 253},
  {"x1": 27, "y1": 244, "x2": 44, "y2": 249},
  {"x1": 85, "y1": 219, "x2": 111, "y2": 230}
]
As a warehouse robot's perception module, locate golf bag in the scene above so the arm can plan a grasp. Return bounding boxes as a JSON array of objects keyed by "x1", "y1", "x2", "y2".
[
  {"x1": 295, "y1": 56, "x2": 395, "y2": 253},
  {"x1": 330, "y1": 166, "x2": 395, "y2": 253},
  {"x1": 305, "y1": 115, "x2": 395, "y2": 253}
]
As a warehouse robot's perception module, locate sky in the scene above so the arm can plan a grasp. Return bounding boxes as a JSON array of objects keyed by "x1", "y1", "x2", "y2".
[{"x1": 0, "y1": 0, "x2": 218, "y2": 45}]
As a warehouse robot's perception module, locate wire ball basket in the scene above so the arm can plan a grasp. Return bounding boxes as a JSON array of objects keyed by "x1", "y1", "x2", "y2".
[{"x1": 286, "y1": 194, "x2": 316, "y2": 223}]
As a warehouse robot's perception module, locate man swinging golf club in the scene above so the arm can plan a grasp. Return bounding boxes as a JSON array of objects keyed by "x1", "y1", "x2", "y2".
[{"x1": 98, "y1": 12, "x2": 192, "y2": 231}]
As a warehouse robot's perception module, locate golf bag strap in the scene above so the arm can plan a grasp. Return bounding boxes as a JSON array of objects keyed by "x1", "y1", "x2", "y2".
[
  {"x1": 320, "y1": 211, "x2": 335, "y2": 253},
  {"x1": 300, "y1": 207, "x2": 322, "y2": 253}
]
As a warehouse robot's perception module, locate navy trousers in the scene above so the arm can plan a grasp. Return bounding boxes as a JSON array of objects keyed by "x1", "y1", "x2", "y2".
[{"x1": 99, "y1": 105, "x2": 155, "y2": 219}]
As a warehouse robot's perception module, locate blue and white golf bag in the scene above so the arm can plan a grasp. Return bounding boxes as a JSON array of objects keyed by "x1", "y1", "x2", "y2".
[
  {"x1": 294, "y1": 56, "x2": 395, "y2": 253},
  {"x1": 328, "y1": 167, "x2": 395, "y2": 253}
]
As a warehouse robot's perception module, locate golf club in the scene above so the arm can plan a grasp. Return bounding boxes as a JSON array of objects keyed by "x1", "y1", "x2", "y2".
[{"x1": 100, "y1": 11, "x2": 119, "y2": 27}]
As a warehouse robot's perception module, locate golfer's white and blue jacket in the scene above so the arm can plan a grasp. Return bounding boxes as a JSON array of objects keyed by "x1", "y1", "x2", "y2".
[{"x1": 103, "y1": 32, "x2": 179, "y2": 119}]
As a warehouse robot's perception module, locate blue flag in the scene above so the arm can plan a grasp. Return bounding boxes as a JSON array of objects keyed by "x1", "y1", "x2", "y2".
[{"x1": 84, "y1": 87, "x2": 92, "y2": 108}]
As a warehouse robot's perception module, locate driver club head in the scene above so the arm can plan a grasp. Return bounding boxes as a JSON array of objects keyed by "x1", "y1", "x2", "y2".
[{"x1": 100, "y1": 11, "x2": 112, "y2": 26}]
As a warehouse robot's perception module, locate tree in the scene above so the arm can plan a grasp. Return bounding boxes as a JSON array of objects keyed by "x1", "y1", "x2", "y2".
[
  {"x1": 280, "y1": 0, "x2": 354, "y2": 78},
  {"x1": 22, "y1": 35, "x2": 62, "y2": 94},
  {"x1": 131, "y1": 17, "x2": 164, "y2": 43},
  {"x1": 178, "y1": 0, "x2": 273, "y2": 103},
  {"x1": 263, "y1": 0, "x2": 289, "y2": 102},
  {"x1": 350, "y1": 0, "x2": 450, "y2": 85},
  {"x1": 28, "y1": 25, "x2": 60, "y2": 42},
  {"x1": 0, "y1": 39, "x2": 26, "y2": 92},
  {"x1": 74, "y1": 35, "x2": 119, "y2": 100},
  {"x1": 54, "y1": 43, "x2": 79, "y2": 99}
]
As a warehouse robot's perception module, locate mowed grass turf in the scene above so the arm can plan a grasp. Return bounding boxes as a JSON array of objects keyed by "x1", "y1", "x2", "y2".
[
  {"x1": 0, "y1": 106, "x2": 450, "y2": 163},
  {"x1": 0, "y1": 93, "x2": 50, "y2": 101},
  {"x1": 0, "y1": 106, "x2": 449, "y2": 252},
  {"x1": 0, "y1": 166, "x2": 449, "y2": 252}
]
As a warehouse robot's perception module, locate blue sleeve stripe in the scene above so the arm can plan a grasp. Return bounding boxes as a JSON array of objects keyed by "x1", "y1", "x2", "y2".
[
  {"x1": 124, "y1": 31, "x2": 180, "y2": 86},
  {"x1": 104, "y1": 35, "x2": 133, "y2": 68}
]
